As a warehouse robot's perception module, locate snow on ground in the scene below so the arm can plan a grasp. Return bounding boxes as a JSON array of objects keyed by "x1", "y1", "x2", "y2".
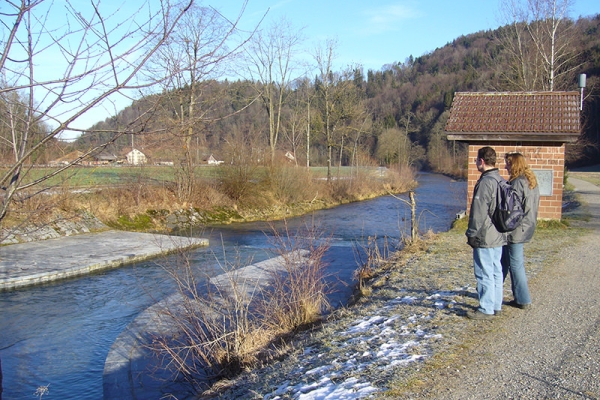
[{"x1": 260, "y1": 289, "x2": 462, "y2": 400}]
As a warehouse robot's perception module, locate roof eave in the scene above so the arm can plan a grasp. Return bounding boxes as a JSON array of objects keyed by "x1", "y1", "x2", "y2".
[{"x1": 446, "y1": 132, "x2": 581, "y2": 143}]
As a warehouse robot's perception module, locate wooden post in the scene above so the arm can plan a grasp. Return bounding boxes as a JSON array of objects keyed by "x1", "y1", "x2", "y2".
[{"x1": 409, "y1": 191, "x2": 417, "y2": 241}]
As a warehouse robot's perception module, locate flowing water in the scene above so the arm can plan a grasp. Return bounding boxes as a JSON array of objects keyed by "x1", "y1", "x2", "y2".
[{"x1": 0, "y1": 173, "x2": 465, "y2": 399}]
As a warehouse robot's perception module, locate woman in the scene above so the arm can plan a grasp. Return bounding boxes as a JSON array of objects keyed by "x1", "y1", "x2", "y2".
[{"x1": 502, "y1": 152, "x2": 540, "y2": 309}]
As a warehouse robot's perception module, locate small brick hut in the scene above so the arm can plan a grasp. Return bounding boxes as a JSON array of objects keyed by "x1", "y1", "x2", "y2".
[{"x1": 445, "y1": 91, "x2": 581, "y2": 220}]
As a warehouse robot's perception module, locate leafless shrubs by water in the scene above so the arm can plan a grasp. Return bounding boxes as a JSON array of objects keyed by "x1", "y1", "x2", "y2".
[
  {"x1": 259, "y1": 222, "x2": 331, "y2": 331},
  {"x1": 353, "y1": 236, "x2": 391, "y2": 293},
  {"x1": 150, "y1": 247, "x2": 259, "y2": 387},
  {"x1": 150, "y1": 223, "x2": 331, "y2": 393}
]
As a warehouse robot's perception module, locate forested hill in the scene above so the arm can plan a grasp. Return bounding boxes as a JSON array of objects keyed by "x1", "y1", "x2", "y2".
[{"x1": 74, "y1": 13, "x2": 600, "y2": 172}]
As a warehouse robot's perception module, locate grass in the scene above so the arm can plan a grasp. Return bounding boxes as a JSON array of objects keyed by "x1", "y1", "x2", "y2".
[
  {"x1": 569, "y1": 171, "x2": 600, "y2": 187},
  {"x1": 14, "y1": 165, "x2": 220, "y2": 188},
  {"x1": 13, "y1": 165, "x2": 383, "y2": 189}
]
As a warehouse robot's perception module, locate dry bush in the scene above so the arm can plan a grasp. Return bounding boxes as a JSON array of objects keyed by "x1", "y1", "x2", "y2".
[
  {"x1": 385, "y1": 164, "x2": 417, "y2": 193},
  {"x1": 268, "y1": 165, "x2": 317, "y2": 204},
  {"x1": 347, "y1": 167, "x2": 388, "y2": 200},
  {"x1": 353, "y1": 235, "x2": 391, "y2": 292},
  {"x1": 71, "y1": 184, "x2": 176, "y2": 225},
  {"x1": 218, "y1": 163, "x2": 262, "y2": 203},
  {"x1": 1, "y1": 184, "x2": 82, "y2": 232},
  {"x1": 324, "y1": 165, "x2": 416, "y2": 203},
  {"x1": 188, "y1": 178, "x2": 233, "y2": 210},
  {"x1": 71, "y1": 177, "x2": 231, "y2": 225},
  {"x1": 328, "y1": 178, "x2": 353, "y2": 202},
  {"x1": 150, "y1": 248, "x2": 268, "y2": 391},
  {"x1": 258, "y1": 222, "x2": 331, "y2": 331},
  {"x1": 149, "y1": 223, "x2": 332, "y2": 393}
]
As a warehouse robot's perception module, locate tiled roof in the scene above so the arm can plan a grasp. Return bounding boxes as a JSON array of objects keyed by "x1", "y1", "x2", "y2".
[{"x1": 445, "y1": 92, "x2": 581, "y2": 133}]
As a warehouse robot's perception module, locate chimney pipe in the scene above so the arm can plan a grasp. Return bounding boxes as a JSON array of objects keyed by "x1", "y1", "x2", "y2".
[{"x1": 578, "y1": 74, "x2": 586, "y2": 111}]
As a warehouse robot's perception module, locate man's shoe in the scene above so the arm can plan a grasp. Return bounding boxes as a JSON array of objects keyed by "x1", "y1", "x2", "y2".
[
  {"x1": 467, "y1": 310, "x2": 495, "y2": 320},
  {"x1": 506, "y1": 300, "x2": 531, "y2": 309},
  {"x1": 494, "y1": 310, "x2": 502, "y2": 316}
]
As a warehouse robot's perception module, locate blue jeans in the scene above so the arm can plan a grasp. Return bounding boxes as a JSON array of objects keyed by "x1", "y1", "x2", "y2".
[
  {"x1": 501, "y1": 243, "x2": 532, "y2": 305},
  {"x1": 473, "y1": 247, "x2": 503, "y2": 314}
]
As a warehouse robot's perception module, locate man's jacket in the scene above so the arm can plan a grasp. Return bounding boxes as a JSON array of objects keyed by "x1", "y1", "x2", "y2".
[{"x1": 466, "y1": 168, "x2": 506, "y2": 248}]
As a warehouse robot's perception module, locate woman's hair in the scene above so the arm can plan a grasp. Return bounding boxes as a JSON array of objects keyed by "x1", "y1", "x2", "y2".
[{"x1": 505, "y1": 153, "x2": 537, "y2": 189}]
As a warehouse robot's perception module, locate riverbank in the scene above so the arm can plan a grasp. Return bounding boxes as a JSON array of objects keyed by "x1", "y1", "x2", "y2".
[
  {"x1": 0, "y1": 167, "x2": 417, "y2": 244},
  {"x1": 212, "y1": 171, "x2": 599, "y2": 399}
]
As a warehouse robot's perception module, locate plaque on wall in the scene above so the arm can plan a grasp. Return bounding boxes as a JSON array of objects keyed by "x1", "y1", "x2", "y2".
[{"x1": 533, "y1": 170, "x2": 553, "y2": 196}]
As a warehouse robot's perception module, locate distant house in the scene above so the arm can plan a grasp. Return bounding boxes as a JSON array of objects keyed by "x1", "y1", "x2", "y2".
[
  {"x1": 49, "y1": 150, "x2": 85, "y2": 166},
  {"x1": 207, "y1": 154, "x2": 224, "y2": 165},
  {"x1": 93, "y1": 152, "x2": 118, "y2": 165},
  {"x1": 126, "y1": 149, "x2": 147, "y2": 165}
]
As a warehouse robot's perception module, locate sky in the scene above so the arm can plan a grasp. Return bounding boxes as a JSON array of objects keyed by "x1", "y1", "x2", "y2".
[{"x1": 218, "y1": 0, "x2": 599, "y2": 73}]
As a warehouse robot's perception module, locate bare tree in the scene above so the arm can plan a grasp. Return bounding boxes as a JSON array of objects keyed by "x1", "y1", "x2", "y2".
[
  {"x1": 496, "y1": 0, "x2": 579, "y2": 91},
  {"x1": 150, "y1": 1, "x2": 258, "y2": 200},
  {"x1": 397, "y1": 112, "x2": 418, "y2": 166},
  {"x1": 375, "y1": 113, "x2": 424, "y2": 168},
  {"x1": 348, "y1": 114, "x2": 372, "y2": 176},
  {"x1": 0, "y1": 0, "x2": 193, "y2": 225},
  {"x1": 313, "y1": 39, "x2": 336, "y2": 181},
  {"x1": 244, "y1": 18, "x2": 303, "y2": 165},
  {"x1": 282, "y1": 92, "x2": 304, "y2": 167},
  {"x1": 313, "y1": 40, "x2": 360, "y2": 181},
  {"x1": 291, "y1": 77, "x2": 316, "y2": 168}
]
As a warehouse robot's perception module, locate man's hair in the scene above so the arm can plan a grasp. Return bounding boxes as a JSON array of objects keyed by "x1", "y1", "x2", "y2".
[{"x1": 478, "y1": 146, "x2": 496, "y2": 167}]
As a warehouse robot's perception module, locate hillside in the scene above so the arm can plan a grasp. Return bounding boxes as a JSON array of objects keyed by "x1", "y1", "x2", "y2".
[{"x1": 72, "y1": 14, "x2": 600, "y2": 172}]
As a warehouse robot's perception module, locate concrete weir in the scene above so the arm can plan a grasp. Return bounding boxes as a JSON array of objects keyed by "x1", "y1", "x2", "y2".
[
  {"x1": 0, "y1": 231, "x2": 209, "y2": 291},
  {"x1": 103, "y1": 251, "x2": 309, "y2": 399}
]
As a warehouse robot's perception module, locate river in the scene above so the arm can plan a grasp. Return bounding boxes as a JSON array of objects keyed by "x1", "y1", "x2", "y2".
[{"x1": 0, "y1": 173, "x2": 465, "y2": 399}]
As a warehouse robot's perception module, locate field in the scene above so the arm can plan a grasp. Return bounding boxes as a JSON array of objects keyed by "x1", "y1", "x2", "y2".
[{"x1": 12, "y1": 165, "x2": 376, "y2": 188}]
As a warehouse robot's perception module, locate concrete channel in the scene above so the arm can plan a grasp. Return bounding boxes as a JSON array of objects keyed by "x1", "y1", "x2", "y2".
[{"x1": 0, "y1": 230, "x2": 208, "y2": 291}]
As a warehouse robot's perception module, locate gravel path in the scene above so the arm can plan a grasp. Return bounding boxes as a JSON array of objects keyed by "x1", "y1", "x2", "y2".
[{"x1": 404, "y1": 176, "x2": 600, "y2": 399}]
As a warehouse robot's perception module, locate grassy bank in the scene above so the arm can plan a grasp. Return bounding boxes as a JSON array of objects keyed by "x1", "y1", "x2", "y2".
[
  {"x1": 379, "y1": 216, "x2": 581, "y2": 397},
  {"x1": 3, "y1": 165, "x2": 416, "y2": 235}
]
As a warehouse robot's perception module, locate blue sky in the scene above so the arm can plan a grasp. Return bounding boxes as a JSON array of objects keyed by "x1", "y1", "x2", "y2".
[{"x1": 218, "y1": 0, "x2": 599, "y2": 72}]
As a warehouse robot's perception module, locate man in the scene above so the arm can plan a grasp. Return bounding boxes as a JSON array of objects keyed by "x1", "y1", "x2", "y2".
[{"x1": 466, "y1": 146, "x2": 506, "y2": 319}]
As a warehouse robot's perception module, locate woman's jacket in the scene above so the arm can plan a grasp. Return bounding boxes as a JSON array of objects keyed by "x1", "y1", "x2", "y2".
[{"x1": 507, "y1": 174, "x2": 540, "y2": 244}]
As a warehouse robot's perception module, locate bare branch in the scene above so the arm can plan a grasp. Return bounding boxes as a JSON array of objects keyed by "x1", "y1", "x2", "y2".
[{"x1": 0, "y1": 0, "x2": 194, "y2": 223}]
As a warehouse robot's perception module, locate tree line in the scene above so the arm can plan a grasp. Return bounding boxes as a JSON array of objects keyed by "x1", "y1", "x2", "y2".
[{"x1": 73, "y1": 5, "x2": 600, "y2": 178}]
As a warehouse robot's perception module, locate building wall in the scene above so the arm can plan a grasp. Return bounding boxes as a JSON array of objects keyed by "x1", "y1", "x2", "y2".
[
  {"x1": 466, "y1": 142, "x2": 565, "y2": 220},
  {"x1": 127, "y1": 149, "x2": 147, "y2": 165}
]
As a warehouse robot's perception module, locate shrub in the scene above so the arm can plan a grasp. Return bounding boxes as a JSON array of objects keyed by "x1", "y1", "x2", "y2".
[
  {"x1": 149, "y1": 223, "x2": 331, "y2": 393},
  {"x1": 268, "y1": 165, "x2": 316, "y2": 204},
  {"x1": 258, "y1": 222, "x2": 331, "y2": 331}
]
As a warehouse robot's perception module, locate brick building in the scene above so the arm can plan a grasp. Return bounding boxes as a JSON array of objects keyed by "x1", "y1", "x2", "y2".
[{"x1": 445, "y1": 91, "x2": 581, "y2": 220}]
